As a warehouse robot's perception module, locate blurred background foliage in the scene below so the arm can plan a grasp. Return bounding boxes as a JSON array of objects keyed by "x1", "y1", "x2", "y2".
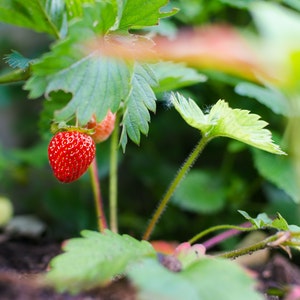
[{"x1": 0, "y1": 0, "x2": 299, "y2": 249}]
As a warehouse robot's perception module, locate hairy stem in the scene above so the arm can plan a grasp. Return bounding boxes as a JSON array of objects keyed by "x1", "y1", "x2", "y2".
[
  {"x1": 109, "y1": 114, "x2": 120, "y2": 233},
  {"x1": 89, "y1": 157, "x2": 107, "y2": 232},
  {"x1": 217, "y1": 233, "x2": 280, "y2": 259},
  {"x1": 189, "y1": 223, "x2": 253, "y2": 246},
  {"x1": 142, "y1": 135, "x2": 211, "y2": 241}
]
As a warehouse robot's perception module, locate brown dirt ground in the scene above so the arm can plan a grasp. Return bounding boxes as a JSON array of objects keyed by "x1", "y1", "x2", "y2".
[{"x1": 0, "y1": 237, "x2": 300, "y2": 300}]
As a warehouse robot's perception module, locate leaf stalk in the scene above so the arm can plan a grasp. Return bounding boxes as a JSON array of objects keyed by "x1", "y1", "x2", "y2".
[
  {"x1": 89, "y1": 157, "x2": 108, "y2": 232},
  {"x1": 109, "y1": 114, "x2": 120, "y2": 233},
  {"x1": 142, "y1": 135, "x2": 211, "y2": 240}
]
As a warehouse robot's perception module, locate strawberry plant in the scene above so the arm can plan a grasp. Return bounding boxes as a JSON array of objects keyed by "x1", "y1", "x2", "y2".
[{"x1": 1, "y1": 0, "x2": 300, "y2": 299}]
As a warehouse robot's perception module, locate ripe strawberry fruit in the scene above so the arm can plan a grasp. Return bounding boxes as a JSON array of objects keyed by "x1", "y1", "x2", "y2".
[
  {"x1": 87, "y1": 111, "x2": 116, "y2": 143},
  {"x1": 48, "y1": 131, "x2": 96, "y2": 183}
]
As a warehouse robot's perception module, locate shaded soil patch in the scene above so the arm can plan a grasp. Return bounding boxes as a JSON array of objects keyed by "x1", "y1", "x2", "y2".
[{"x1": 0, "y1": 237, "x2": 300, "y2": 299}]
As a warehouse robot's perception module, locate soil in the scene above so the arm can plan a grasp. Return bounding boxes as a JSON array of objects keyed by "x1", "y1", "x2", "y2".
[{"x1": 0, "y1": 237, "x2": 300, "y2": 300}]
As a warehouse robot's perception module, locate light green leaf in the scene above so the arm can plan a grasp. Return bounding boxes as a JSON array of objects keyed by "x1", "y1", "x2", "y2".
[
  {"x1": 0, "y1": 0, "x2": 66, "y2": 38},
  {"x1": 128, "y1": 257, "x2": 263, "y2": 300},
  {"x1": 238, "y1": 210, "x2": 289, "y2": 231},
  {"x1": 120, "y1": 64, "x2": 157, "y2": 151},
  {"x1": 173, "y1": 170, "x2": 226, "y2": 213},
  {"x1": 183, "y1": 258, "x2": 263, "y2": 300},
  {"x1": 253, "y1": 148, "x2": 299, "y2": 203},
  {"x1": 235, "y1": 82, "x2": 291, "y2": 117},
  {"x1": 250, "y1": 3, "x2": 300, "y2": 91},
  {"x1": 128, "y1": 258, "x2": 199, "y2": 300},
  {"x1": 47, "y1": 230, "x2": 156, "y2": 294},
  {"x1": 152, "y1": 62, "x2": 207, "y2": 93},
  {"x1": 64, "y1": 0, "x2": 97, "y2": 18},
  {"x1": 171, "y1": 92, "x2": 286, "y2": 155},
  {"x1": 118, "y1": 0, "x2": 178, "y2": 30}
]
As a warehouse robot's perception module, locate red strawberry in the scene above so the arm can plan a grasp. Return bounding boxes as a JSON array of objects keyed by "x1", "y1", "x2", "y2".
[
  {"x1": 48, "y1": 131, "x2": 96, "y2": 183},
  {"x1": 87, "y1": 111, "x2": 116, "y2": 143}
]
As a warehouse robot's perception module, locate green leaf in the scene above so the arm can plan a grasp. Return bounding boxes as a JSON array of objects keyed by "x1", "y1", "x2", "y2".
[
  {"x1": 64, "y1": 0, "x2": 96, "y2": 19},
  {"x1": 152, "y1": 61, "x2": 207, "y2": 93},
  {"x1": 128, "y1": 258, "x2": 263, "y2": 300},
  {"x1": 235, "y1": 82, "x2": 291, "y2": 117},
  {"x1": 173, "y1": 170, "x2": 226, "y2": 213},
  {"x1": 250, "y1": 3, "x2": 300, "y2": 91},
  {"x1": 0, "y1": 0, "x2": 66, "y2": 38},
  {"x1": 118, "y1": 0, "x2": 178, "y2": 30},
  {"x1": 120, "y1": 63, "x2": 157, "y2": 151},
  {"x1": 219, "y1": 0, "x2": 256, "y2": 9},
  {"x1": 183, "y1": 258, "x2": 263, "y2": 300},
  {"x1": 47, "y1": 230, "x2": 156, "y2": 294},
  {"x1": 253, "y1": 148, "x2": 299, "y2": 203},
  {"x1": 25, "y1": 1, "x2": 129, "y2": 124},
  {"x1": 238, "y1": 210, "x2": 289, "y2": 231},
  {"x1": 171, "y1": 92, "x2": 286, "y2": 155},
  {"x1": 283, "y1": 0, "x2": 300, "y2": 11}
]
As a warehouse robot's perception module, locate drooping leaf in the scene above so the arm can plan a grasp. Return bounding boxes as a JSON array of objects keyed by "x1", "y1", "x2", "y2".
[
  {"x1": 0, "y1": 0, "x2": 66, "y2": 38},
  {"x1": 47, "y1": 230, "x2": 156, "y2": 294},
  {"x1": 252, "y1": 148, "x2": 299, "y2": 203},
  {"x1": 118, "y1": 0, "x2": 178, "y2": 30},
  {"x1": 120, "y1": 63, "x2": 157, "y2": 151},
  {"x1": 151, "y1": 61, "x2": 207, "y2": 93},
  {"x1": 173, "y1": 170, "x2": 226, "y2": 213},
  {"x1": 170, "y1": 92, "x2": 286, "y2": 155},
  {"x1": 235, "y1": 82, "x2": 291, "y2": 117},
  {"x1": 128, "y1": 257, "x2": 263, "y2": 300}
]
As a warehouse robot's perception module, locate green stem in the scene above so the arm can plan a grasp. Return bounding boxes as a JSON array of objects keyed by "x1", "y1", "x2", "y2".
[
  {"x1": 188, "y1": 224, "x2": 254, "y2": 244},
  {"x1": 109, "y1": 114, "x2": 120, "y2": 233},
  {"x1": 89, "y1": 157, "x2": 107, "y2": 232},
  {"x1": 217, "y1": 233, "x2": 279, "y2": 259},
  {"x1": 142, "y1": 135, "x2": 211, "y2": 241},
  {"x1": 0, "y1": 68, "x2": 31, "y2": 84}
]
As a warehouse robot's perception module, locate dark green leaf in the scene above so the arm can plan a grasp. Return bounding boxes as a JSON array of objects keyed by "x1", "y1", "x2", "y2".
[
  {"x1": 253, "y1": 148, "x2": 299, "y2": 203},
  {"x1": 173, "y1": 170, "x2": 226, "y2": 213},
  {"x1": 0, "y1": 0, "x2": 66, "y2": 37},
  {"x1": 25, "y1": 1, "x2": 129, "y2": 124},
  {"x1": 219, "y1": 0, "x2": 256, "y2": 9}
]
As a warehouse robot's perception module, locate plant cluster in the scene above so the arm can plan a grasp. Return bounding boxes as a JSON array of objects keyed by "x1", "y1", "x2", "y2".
[{"x1": 1, "y1": 0, "x2": 300, "y2": 299}]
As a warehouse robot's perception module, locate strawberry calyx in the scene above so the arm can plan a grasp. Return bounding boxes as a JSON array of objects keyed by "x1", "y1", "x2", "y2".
[{"x1": 50, "y1": 121, "x2": 95, "y2": 136}]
